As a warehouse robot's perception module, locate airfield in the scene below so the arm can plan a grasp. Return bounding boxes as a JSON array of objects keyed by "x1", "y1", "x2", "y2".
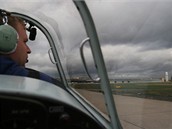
[{"x1": 75, "y1": 82, "x2": 172, "y2": 129}]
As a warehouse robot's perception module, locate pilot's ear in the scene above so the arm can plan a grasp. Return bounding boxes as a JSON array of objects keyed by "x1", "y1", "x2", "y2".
[{"x1": 0, "y1": 24, "x2": 18, "y2": 54}]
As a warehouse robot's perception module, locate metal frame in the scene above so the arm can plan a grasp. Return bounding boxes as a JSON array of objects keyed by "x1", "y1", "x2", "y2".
[{"x1": 73, "y1": 1, "x2": 122, "y2": 129}]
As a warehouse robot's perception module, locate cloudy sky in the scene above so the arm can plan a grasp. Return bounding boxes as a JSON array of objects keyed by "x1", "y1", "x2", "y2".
[{"x1": 2, "y1": 0, "x2": 172, "y2": 80}]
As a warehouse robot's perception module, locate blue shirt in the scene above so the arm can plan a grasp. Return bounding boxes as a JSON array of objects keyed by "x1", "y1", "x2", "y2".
[{"x1": 0, "y1": 56, "x2": 62, "y2": 86}]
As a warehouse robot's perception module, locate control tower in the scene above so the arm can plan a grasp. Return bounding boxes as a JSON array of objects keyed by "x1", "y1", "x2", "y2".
[{"x1": 165, "y1": 72, "x2": 169, "y2": 82}]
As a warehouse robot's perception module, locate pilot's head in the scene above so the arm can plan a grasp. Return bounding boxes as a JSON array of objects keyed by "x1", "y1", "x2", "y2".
[{"x1": 0, "y1": 15, "x2": 31, "y2": 67}]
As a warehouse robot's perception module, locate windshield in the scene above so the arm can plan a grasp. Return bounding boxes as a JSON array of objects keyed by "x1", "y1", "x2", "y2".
[
  {"x1": 1, "y1": 0, "x2": 109, "y2": 118},
  {"x1": 2, "y1": 0, "x2": 172, "y2": 129}
]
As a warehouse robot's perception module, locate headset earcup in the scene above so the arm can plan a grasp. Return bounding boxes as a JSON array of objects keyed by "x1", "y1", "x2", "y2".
[{"x1": 0, "y1": 24, "x2": 18, "y2": 54}]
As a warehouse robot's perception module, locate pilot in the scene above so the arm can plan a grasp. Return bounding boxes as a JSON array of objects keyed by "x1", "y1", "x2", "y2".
[{"x1": 0, "y1": 15, "x2": 61, "y2": 86}]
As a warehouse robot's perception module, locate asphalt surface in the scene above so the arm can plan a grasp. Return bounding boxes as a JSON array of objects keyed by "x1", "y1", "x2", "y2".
[{"x1": 77, "y1": 90, "x2": 172, "y2": 129}]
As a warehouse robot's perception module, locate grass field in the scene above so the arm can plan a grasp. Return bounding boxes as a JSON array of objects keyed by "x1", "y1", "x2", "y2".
[{"x1": 72, "y1": 82, "x2": 172, "y2": 101}]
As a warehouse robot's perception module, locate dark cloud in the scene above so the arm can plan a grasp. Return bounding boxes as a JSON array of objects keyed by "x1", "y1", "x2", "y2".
[
  {"x1": 89, "y1": 1, "x2": 172, "y2": 50},
  {"x1": 61, "y1": 0, "x2": 172, "y2": 79}
]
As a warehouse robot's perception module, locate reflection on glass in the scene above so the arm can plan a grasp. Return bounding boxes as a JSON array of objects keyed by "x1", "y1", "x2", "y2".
[{"x1": 26, "y1": 28, "x2": 60, "y2": 79}]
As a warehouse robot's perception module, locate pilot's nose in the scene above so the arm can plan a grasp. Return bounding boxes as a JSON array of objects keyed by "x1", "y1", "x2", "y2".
[{"x1": 27, "y1": 45, "x2": 31, "y2": 54}]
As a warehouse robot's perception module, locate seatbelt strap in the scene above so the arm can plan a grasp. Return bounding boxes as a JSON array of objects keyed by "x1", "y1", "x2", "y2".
[{"x1": 26, "y1": 68, "x2": 40, "y2": 79}]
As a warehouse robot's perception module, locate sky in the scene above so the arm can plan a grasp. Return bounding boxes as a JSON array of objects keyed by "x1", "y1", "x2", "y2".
[
  {"x1": 2, "y1": 0, "x2": 172, "y2": 80},
  {"x1": 85, "y1": 0, "x2": 172, "y2": 80}
]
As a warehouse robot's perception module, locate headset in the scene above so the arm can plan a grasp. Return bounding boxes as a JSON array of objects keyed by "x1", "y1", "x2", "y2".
[
  {"x1": 0, "y1": 9, "x2": 37, "y2": 54},
  {"x1": 0, "y1": 10, "x2": 18, "y2": 54}
]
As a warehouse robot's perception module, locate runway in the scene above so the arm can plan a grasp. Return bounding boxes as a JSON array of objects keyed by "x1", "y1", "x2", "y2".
[{"x1": 77, "y1": 90, "x2": 172, "y2": 129}]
